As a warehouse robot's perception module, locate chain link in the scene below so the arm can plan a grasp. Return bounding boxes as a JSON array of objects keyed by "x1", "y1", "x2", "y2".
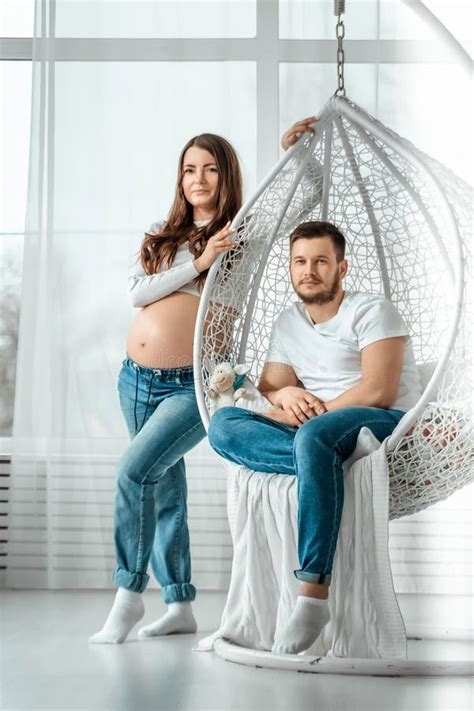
[{"x1": 335, "y1": 16, "x2": 346, "y2": 97}]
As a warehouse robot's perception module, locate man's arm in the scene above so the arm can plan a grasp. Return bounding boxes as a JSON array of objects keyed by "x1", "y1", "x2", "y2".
[
  {"x1": 325, "y1": 337, "x2": 405, "y2": 412},
  {"x1": 259, "y1": 362, "x2": 298, "y2": 401},
  {"x1": 259, "y1": 362, "x2": 326, "y2": 426}
]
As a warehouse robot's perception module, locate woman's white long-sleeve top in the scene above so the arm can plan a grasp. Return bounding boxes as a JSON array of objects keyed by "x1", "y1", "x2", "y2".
[{"x1": 128, "y1": 219, "x2": 209, "y2": 308}]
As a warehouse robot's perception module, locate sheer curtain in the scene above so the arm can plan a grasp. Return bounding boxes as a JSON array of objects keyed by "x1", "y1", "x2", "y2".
[{"x1": 6, "y1": 0, "x2": 256, "y2": 589}]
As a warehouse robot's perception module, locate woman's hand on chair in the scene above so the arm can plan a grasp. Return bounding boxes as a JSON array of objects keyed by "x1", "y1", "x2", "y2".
[
  {"x1": 281, "y1": 116, "x2": 317, "y2": 151},
  {"x1": 193, "y1": 223, "x2": 236, "y2": 273}
]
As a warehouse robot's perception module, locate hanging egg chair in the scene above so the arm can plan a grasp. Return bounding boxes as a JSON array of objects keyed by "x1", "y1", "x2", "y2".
[{"x1": 193, "y1": 2, "x2": 473, "y2": 677}]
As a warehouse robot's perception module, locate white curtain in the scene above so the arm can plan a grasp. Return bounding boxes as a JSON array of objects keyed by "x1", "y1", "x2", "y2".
[
  {"x1": 6, "y1": 0, "x2": 472, "y2": 629},
  {"x1": 6, "y1": 0, "x2": 256, "y2": 589}
]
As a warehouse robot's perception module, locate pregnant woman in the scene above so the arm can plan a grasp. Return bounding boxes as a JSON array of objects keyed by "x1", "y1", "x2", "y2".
[{"x1": 90, "y1": 117, "x2": 317, "y2": 644}]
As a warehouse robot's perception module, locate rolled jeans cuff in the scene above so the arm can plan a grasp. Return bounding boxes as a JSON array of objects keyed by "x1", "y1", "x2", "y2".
[
  {"x1": 294, "y1": 569, "x2": 332, "y2": 586},
  {"x1": 113, "y1": 566, "x2": 150, "y2": 593},
  {"x1": 161, "y1": 582, "x2": 196, "y2": 604}
]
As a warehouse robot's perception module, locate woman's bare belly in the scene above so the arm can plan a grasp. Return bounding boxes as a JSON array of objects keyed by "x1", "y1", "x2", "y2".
[{"x1": 127, "y1": 292, "x2": 200, "y2": 368}]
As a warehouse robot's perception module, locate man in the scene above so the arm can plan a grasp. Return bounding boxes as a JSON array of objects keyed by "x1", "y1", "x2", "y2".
[{"x1": 208, "y1": 220, "x2": 422, "y2": 655}]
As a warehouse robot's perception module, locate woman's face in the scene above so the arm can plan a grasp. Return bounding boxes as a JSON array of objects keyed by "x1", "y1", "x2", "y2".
[{"x1": 181, "y1": 146, "x2": 220, "y2": 218}]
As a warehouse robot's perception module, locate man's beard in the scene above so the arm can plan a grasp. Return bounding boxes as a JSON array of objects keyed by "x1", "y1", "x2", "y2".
[{"x1": 293, "y1": 270, "x2": 340, "y2": 305}]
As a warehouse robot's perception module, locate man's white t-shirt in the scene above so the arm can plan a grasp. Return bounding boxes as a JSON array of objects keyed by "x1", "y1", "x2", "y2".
[{"x1": 265, "y1": 291, "x2": 422, "y2": 412}]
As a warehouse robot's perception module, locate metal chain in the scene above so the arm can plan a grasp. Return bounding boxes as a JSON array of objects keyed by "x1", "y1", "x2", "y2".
[{"x1": 335, "y1": 15, "x2": 346, "y2": 97}]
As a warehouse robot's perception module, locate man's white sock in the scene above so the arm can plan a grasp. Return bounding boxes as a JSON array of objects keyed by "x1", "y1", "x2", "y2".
[
  {"x1": 89, "y1": 588, "x2": 144, "y2": 644},
  {"x1": 137, "y1": 601, "x2": 197, "y2": 638},
  {"x1": 271, "y1": 595, "x2": 330, "y2": 655}
]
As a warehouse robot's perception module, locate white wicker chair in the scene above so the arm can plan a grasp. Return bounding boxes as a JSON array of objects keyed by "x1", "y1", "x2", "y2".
[
  {"x1": 195, "y1": 95, "x2": 473, "y2": 519},
  {"x1": 193, "y1": 95, "x2": 473, "y2": 675}
]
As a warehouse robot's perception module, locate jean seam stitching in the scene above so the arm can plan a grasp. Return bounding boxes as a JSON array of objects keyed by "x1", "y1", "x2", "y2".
[
  {"x1": 321, "y1": 415, "x2": 400, "y2": 573},
  {"x1": 144, "y1": 423, "x2": 201, "y2": 585},
  {"x1": 134, "y1": 421, "x2": 202, "y2": 585},
  {"x1": 294, "y1": 414, "x2": 400, "y2": 576},
  {"x1": 125, "y1": 421, "x2": 202, "y2": 587},
  {"x1": 323, "y1": 452, "x2": 341, "y2": 574},
  {"x1": 332, "y1": 418, "x2": 399, "y2": 451},
  {"x1": 136, "y1": 485, "x2": 147, "y2": 575},
  {"x1": 173, "y1": 468, "x2": 182, "y2": 586}
]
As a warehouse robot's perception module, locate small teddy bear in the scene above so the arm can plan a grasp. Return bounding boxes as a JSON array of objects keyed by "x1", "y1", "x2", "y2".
[{"x1": 207, "y1": 362, "x2": 251, "y2": 412}]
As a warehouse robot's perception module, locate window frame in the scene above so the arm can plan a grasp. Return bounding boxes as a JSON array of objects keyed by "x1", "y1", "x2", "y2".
[{"x1": 0, "y1": 0, "x2": 459, "y2": 180}]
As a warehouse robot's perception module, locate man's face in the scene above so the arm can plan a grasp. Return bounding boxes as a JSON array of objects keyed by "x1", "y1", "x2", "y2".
[{"x1": 290, "y1": 236, "x2": 347, "y2": 305}]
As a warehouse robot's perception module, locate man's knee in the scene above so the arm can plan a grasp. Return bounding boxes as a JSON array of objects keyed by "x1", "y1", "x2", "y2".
[
  {"x1": 294, "y1": 415, "x2": 333, "y2": 453},
  {"x1": 208, "y1": 406, "x2": 249, "y2": 452},
  {"x1": 208, "y1": 407, "x2": 237, "y2": 450}
]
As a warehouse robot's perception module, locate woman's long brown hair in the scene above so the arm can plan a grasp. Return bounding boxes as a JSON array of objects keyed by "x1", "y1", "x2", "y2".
[{"x1": 140, "y1": 133, "x2": 243, "y2": 289}]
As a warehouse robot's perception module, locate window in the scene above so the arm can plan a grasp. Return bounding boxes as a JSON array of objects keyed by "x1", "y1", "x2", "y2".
[
  {"x1": 0, "y1": 60, "x2": 31, "y2": 437},
  {"x1": 1, "y1": 0, "x2": 472, "y2": 440}
]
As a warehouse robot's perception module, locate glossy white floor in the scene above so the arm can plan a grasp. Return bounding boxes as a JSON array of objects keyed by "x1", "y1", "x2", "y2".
[{"x1": 1, "y1": 590, "x2": 473, "y2": 711}]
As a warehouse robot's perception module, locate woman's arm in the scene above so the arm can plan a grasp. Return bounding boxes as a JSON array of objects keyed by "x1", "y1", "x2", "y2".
[
  {"x1": 129, "y1": 222, "x2": 236, "y2": 308},
  {"x1": 281, "y1": 116, "x2": 324, "y2": 219},
  {"x1": 128, "y1": 258, "x2": 199, "y2": 308},
  {"x1": 128, "y1": 219, "x2": 200, "y2": 308}
]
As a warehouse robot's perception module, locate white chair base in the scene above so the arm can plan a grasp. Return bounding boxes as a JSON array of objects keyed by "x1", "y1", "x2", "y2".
[{"x1": 214, "y1": 639, "x2": 474, "y2": 677}]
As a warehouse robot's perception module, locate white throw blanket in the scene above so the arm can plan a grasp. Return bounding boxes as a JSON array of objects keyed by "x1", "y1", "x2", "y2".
[{"x1": 198, "y1": 427, "x2": 407, "y2": 659}]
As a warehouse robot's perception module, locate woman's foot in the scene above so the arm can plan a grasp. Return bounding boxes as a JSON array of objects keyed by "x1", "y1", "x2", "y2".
[
  {"x1": 138, "y1": 601, "x2": 197, "y2": 638},
  {"x1": 89, "y1": 588, "x2": 145, "y2": 644}
]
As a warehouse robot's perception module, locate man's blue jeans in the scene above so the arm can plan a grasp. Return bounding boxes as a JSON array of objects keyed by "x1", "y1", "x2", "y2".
[
  {"x1": 208, "y1": 406, "x2": 404, "y2": 585},
  {"x1": 113, "y1": 358, "x2": 205, "y2": 602}
]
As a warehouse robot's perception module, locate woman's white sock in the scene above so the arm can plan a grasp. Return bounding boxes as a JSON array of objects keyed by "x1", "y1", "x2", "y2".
[
  {"x1": 137, "y1": 601, "x2": 197, "y2": 638},
  {"x1": 271, "y1": 595, "x2": 330, "y2": 655},
  {"x1": 89, "y1": 588, "x2": 144, "y2": 644}
]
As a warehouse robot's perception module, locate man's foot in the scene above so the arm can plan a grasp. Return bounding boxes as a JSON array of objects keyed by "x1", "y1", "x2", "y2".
[
  {"x1": 272, "y1": 595, "x2": 330, "y2": 655},
  {"x1": 89, "y1": 588, "x2": 144, "y2": 644},
  {"x1": 138, "y1": 602, "x2": 197, "y2": 638}
]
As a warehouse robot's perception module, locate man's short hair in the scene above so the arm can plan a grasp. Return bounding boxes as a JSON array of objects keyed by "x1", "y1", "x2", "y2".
[{"x1": 289, "y1": 221, "x2": 346, "y2": 262}]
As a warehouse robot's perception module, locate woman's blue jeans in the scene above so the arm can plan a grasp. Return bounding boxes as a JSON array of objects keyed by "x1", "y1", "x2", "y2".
[
  {"x1": 208, "y1": 406, "x2": 404, "y2": 586},
  {"x1": 113, "y1": 358, "x2": 205, "y2": 602}
]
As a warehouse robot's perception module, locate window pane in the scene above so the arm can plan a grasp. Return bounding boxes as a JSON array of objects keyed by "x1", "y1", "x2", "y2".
[
  {"x1": 53, "y1": 61, "x2": 256, "y2": 231},
  {"x1": 280, "y1": 63, "x2": 378, "y2": 141},
  {"x1": 280, "y1": 61, "x2": 472, "y2": 183},
  {"x1": 280, "y1": 0, "x2": 473, "y2": 52},
  {"x1": 55, "y1": 0, "x2": 256, "y2": 39},
  {"x1": 0, "y1": 236, "x2": 23, "y2": 436},
  {"x1": 0, "y1": 61, "x2": 30, "y2": 436},
  {"x1": 380, "y1": 0, "x2": 473, "y2": 53},
  {"x1": 0, "y1": 62, "x2": 32, "y2": 234},
  {"x1": 279, "y1": 0, "x2": 379, "y2": 40},
  {"x1": 378, "y1": 63, "x2": 473, "y2": 184},
  {"x1": 0, "y1": 0, "x2": 34, "y2": 37}
]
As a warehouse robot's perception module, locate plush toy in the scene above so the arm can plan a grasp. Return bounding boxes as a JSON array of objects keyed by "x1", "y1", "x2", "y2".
[
  {"x1": 207, "y1": 362, "x2": 250, "y2": 412},
  {"x1": 207, "y1": 361, "x2": 274, "y2": 415}
]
